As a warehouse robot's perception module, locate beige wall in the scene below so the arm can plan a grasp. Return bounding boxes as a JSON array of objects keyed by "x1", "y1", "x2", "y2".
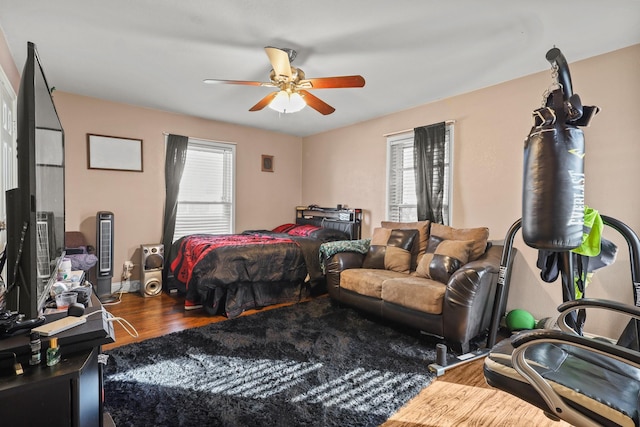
[
  {"x1": 52, "y1": 92, "x2": 303, "y2": 281},
  {"x1": 303, "y1": 44, "x2": 640, "y2": 337}
]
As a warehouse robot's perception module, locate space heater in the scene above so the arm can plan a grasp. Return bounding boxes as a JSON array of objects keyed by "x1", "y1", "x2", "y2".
[{"x1": 95, "y1": 211, "x2": 115, "y2": 302}]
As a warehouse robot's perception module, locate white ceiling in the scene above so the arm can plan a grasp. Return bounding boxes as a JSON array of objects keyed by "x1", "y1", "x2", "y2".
[{"x1": 1, "y1": 1, "x2": 639, "y2": 137}]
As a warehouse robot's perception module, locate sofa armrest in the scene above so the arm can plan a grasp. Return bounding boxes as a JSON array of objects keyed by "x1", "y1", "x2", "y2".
[
  {"x1": 324, "y1": 252, "x2": 366, "y2": 298},
  {"x1": 442, "y1": 244, "x2": 503, "y2": 351}
]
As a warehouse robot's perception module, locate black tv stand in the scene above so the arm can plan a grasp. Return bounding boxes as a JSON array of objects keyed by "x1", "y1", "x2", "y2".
[{"x1": 0, "y1": 293, "x2": 115, "y2": 426}]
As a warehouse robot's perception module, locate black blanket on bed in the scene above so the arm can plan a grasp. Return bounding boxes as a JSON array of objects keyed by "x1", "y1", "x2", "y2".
[{"x1": 169, "y1": 231, "x2": 326, "y2": 317}]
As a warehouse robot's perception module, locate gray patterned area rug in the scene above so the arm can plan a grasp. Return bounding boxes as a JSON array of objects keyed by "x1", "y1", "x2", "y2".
[{"x1": 103, "y1": 297, "x2": 438, "y2": 427}]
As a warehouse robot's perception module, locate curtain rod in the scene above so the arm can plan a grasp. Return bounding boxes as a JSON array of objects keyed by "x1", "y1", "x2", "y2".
[
  {"x1": 382, "y1": 120, "x2": 456, "y2": 137},
  {"x1": 162, "y1": 132, "x2": 237, "y2": 145}
]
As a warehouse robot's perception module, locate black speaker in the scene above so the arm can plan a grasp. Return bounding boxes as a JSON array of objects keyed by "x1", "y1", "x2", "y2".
[
  {"x1": 140, "y1": 243, "x2": 163, "y2": 297},
  {"x1": 96, "y1": 211, "x2": 115, "y2": 302}
]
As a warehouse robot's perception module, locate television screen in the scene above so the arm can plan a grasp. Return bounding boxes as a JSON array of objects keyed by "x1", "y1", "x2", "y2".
[
  {"x1": 5, "y1": 42, "x2": 65, "y2": 319},
  {"x1": 34, "y1": 129, "x2": 65, "y2": 310}
]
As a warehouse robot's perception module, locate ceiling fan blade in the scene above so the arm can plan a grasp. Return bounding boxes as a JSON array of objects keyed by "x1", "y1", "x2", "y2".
[
  {"x1": 249, "y1": 92, "x2": 279, "y2": 111},
  {"x1": 265, "y1": 47, "x2": 292, "y2": 80},
  {"x1": 203, "y1": 79, "x2": 274, "y2": 87},
  {"x1": 299, "y1": 90, "x2": 335, "y2": 115},
  {"x1": 299, "y1": 75, "x2": 365, "y2": 89}
]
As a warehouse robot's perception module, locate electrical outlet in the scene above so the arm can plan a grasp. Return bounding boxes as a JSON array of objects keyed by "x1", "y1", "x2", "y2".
[{"x1": 122, "y1": 261, "x2": 133, "y2": 281}]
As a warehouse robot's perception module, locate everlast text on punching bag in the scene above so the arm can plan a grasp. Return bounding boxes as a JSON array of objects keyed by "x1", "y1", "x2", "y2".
[{"x1": 522, "y1": 47, "x2": 599, "y2": 250}]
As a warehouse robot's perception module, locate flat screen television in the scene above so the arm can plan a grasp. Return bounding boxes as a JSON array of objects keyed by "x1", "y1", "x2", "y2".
[{"x1": 5, "y1": 42, "x2": 65, "y2": 319}]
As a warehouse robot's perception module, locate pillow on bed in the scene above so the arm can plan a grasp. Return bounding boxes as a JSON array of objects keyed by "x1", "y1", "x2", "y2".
[
  {"x1": 287, "y1": 224, "x2": 322, "y2": 237},
  {"x1": 272, "y1": 223, "x2": 299, "y2": 233},
  {"x1": 362, "y1": 228, "x2": 418, "y2": 274},
  {"x1": 429, "y1": 223, "x2": 489, "y2": 261},
  {"x1": 415, "y1": 239, "x2": 474, "y2": 283}
]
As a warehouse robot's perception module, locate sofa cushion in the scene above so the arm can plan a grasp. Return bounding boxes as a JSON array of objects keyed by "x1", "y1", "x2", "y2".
[
  {"x1": 429, "y1": 223, "x2": 489, "y2": 261},
  {"x1": 362, "y1": 228, "x2": 418, "y2": 274},
  {"x1": 381, "y1": 220, "x2": 430, "y2": 270},
  {"x1": 340, "y1": 268, "x2": 407, "y2": 299},
  {"x1": 381, "y1": 276, "x2": 446, "y2": 314},
  {"x1": 415, "y1": 239, "x2": 474, "y2": 283}
]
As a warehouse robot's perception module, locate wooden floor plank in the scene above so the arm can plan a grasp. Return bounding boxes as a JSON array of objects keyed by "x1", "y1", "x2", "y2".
[{"x1": 102, "y1": 292, "x2": 571, "y2": 426}]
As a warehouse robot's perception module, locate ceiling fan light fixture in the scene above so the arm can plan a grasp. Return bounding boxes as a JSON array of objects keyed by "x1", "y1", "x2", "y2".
[{"x1": 268, "y1": 90, "x2": 306, "y2": 113}]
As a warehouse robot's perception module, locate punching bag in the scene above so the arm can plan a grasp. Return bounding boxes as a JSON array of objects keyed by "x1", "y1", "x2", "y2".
[{"x1": 522, "y1": 48, "x2": 599, "y2": 250}]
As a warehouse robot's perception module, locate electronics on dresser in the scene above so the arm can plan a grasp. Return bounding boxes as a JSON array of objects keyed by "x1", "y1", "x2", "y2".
[
  {"x1": 0, "y1": 312, "x2": 45, "y2": 338},
  {"x1": 95, "y1": 211, "x2": 115, "y2": 302},
  {"x1": 140, "y1": 243, "x2": 163, "y2": 297},
  {"x1": 31, "y1": 302, "x2": 88, "y2": 337}
]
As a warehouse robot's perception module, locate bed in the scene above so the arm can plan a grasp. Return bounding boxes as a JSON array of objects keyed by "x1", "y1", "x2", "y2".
[{"x1": 166, "y1": 207, "x2": 362, "y2": 317}]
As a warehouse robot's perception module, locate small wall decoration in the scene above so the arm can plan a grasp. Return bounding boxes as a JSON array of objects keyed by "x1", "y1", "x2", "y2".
[
  {"x1": 88, "y1": 134, "x2": 143, "y2": 172},
  {"x1": 261, "y1": 154, "x2": 274, "y2": 172}
]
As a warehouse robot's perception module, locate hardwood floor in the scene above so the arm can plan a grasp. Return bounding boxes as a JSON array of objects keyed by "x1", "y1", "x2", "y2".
[
  {"x1": 102, "y1": 292, "x2": 570, "y2": 426},
  {"x1": 101, "y1": 290, "x2": 298, "y2": 351}
]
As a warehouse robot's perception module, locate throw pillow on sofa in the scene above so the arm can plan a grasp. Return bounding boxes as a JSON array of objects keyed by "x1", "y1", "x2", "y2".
[
  {"x1": 362, "y1": 228, "x2": 418, "y2": 274},
  {"x1": 416, "y1": 239, "x2": 474, "y2": 283},
  {"x1": 429, "y1": 223, "x2": 489, "y2": 261},
  {"x1": 380, "y1": 220, "x2": 430, "y2": 270}
]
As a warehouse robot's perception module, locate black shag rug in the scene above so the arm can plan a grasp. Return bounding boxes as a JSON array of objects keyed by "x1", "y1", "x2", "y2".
[{"x1": 103, "y1": 297, "x2": 438, "y2": 427}]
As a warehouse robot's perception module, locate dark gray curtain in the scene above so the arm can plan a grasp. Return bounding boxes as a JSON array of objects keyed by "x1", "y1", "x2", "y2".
[
  {"x1": 414, "y1": 122, "x2": 446, "y2": 223},
  {"x1": 161, "y1": 134, "x2": 189, "y2": 282}
]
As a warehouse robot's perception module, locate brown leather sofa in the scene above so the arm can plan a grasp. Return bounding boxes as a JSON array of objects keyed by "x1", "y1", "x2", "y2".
[{"x1": 323, "y1": 221, "x2": 504, "y2": 353}]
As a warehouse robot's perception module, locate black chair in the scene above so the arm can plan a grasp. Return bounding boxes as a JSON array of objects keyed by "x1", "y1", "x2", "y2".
[{"x1": 483, "y1": 216, "x2": 640, "y2": 427}]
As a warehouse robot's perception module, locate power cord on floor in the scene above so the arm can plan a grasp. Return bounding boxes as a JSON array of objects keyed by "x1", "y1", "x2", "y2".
[
  {"x1": 83, "y1": 279, "x2": 124, "y2": 306},
  {"x1": 101, "y1": 288, "x2": 124, "y2": 306}
]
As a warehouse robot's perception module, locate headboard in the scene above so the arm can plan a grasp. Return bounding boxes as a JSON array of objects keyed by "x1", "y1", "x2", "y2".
[{"x1": 295, "y1": 206, "x2": 362, "y2": 240}]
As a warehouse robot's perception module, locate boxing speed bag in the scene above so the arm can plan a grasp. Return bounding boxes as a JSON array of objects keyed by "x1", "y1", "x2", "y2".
[{"x1": 522, "y1": 88, "x2": 586, "y2": 250}]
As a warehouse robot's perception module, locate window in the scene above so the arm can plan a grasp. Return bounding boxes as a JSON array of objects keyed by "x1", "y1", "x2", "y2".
[
  {"x1": 386, "y1": 124, "x2": 453, "y2": 224},
  {"x1": 0, "y1": 66, "x2": 16, "y2": 251},
  {"x1": 173, "y1": 138, "x2": 235, "y2": 241}
]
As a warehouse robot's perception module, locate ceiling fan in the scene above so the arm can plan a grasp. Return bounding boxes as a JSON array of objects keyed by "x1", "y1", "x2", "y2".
[{"x1": 203, "y1": 46, "x2": 365, "y2": 115}]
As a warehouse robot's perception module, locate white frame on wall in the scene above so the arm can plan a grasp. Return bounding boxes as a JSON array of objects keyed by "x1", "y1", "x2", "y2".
[{"x1": 87, "y1": 133, "x2": 143, "y2": 172}]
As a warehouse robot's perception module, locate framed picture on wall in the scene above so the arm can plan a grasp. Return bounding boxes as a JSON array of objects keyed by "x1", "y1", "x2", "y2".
[
  {"x1": 261, "y1": 154, "x2": 274, "y2": 172},
  {"x1": 87, "y1": 134, "x2": 143, "y2": 172}
]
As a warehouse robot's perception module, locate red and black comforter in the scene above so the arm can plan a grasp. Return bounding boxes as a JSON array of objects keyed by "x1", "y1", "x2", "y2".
[{"x1": 169, "y1": 225, "x2": 348, "y2": 317}]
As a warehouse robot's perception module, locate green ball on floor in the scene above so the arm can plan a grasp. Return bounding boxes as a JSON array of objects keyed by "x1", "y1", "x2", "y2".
[{"x1": 505, "y1": 309, "x2": 536, "y2": 331}]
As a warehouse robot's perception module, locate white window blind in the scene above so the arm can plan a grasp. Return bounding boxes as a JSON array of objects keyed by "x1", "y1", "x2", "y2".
[
  {"x1": 173, "y1": 139, "x2": 235, "y2": 241},
  {"x1": 386, "y1": 124, "x2": 453, "y2": 224},
  {"x1": 387, "y1": 134, "x2": 417, "y2": 222}
]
